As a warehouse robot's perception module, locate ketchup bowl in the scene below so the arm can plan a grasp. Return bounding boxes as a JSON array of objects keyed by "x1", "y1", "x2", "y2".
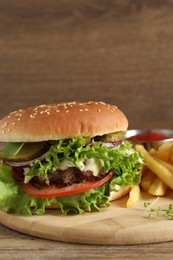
[{"x1": 125, "y1": 129, "x2": 173, "y2": 150}]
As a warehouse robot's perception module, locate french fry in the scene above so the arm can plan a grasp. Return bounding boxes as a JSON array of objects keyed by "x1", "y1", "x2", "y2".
[
  {"x1": 135, "y1": 144, "x2": 173, "y2": 190},
  {"x1": 141, "y1": 170, "x2": 155, "y2": 192},
  {"x1": 170, "y1": 146, "x2": 173, "y2": 164},
  {"x1": 149, "y1": 148, "x2": 157, "y2": 156},
  {"x1": 155, "y1": 157, "x2": 173, "y2": 173},
  {"x1": 126, "y1": 185, "x2": 140, "y2": 208},
  {"x1": 148, "y1": 176, "x2": 168, "y2": 196},
  {"x1": 170, "y1": 153, "x2": 173, "y2": 164},
  {"x1": 157, "y1": 141, "x2": 173, "y2": 162}
]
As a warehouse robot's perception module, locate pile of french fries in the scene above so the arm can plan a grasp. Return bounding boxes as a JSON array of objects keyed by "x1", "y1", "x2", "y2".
[{"x1": 126, "y1": 141, "x2": 173, "y2": 208}]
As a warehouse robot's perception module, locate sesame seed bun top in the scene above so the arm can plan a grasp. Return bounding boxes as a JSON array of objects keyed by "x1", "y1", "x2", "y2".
[{"x1": 0, "y1": 101, "x2": 128, "y2": 142}]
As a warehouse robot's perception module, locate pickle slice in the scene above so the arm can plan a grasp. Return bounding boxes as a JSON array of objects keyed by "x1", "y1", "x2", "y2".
[
  {"x1": 0, "y1": 142, "x2": 47, "y2": 162},
  {"x1": 96, "y1": 131, "x2": 126, "y2": 142}
]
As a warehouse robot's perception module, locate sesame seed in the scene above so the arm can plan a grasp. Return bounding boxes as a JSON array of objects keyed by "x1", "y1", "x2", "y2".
[
  {"x1": 68, "y1": 102, "x2": 76, "y2": 105},
  {"x1": 97, "y1": 109, "x2": 101, "y2": 112},
  {"x1": 39, "y1": 105, "x2": 46, "y2": 108},
  {"x1": 30, "y1": 115, "x2": 35, "y2": 118},
  {"x1": 8, "y1": 128, "x2": 11, "y2": 132},
  {"x1": 2, "y1": 122, "x2": 8, "y2": 128},
  {"x1": 44, "y1": 109, "x2": 50, "y2": 113},
  {"x1": 17, "y1": 118, "x2": 21, "y2": 120},
  {"x1": 2, "y1": 130, "x2": 5, "y2": 134},
  {"x1": 79, "y1": 109, "x2": 84, "y2": 112},
  {"x1": 84, "y1": 108, "x2": 89, "y2": 111},
  {"x1": 40, "y1": 111, "x2": 44, "y2": 114},
  {"x1": 12, "y1": 122, "x2": 16, "y2": 125},
  {"x1": 65, "y1": 110, "x2": 69, "y2": 113},
  {"x1": 10, "y1": 111, "x2": 17, "y2": 115},
  {"x1": 56, "y1": 110, "x2": 60, "y2": 112}
]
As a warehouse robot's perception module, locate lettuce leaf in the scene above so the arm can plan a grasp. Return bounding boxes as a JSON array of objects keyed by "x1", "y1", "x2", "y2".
[
  {"x1": 28, "y1": 139, "x2": 143, "y2": 187},
  {"x1": 0, "y1": 165, "x2": 111, "y2": 215}
]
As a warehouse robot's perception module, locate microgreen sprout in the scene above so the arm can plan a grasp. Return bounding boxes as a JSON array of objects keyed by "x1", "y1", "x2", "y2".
[{"x1": 144, "y1": 197, "x2": 173, "y2": 219}]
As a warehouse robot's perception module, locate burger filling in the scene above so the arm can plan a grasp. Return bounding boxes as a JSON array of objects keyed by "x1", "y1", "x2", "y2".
[{"x1": 0, "y1": 133, "x2": 143, "y2": 215}]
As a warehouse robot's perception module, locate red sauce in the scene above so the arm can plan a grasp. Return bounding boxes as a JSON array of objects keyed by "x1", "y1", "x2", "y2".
[{"x1": 127, "y1": 132, "x2": 170, "y2": 142}]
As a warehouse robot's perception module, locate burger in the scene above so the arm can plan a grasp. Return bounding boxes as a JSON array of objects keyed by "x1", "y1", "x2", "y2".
[{"x1": 0, "y1": 101, "x2": 143, "y2": 215}]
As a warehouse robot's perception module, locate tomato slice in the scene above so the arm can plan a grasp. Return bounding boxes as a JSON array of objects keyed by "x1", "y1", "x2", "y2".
[{"x1": 20, "y1": 172, "x2": 113, "y2": 198}]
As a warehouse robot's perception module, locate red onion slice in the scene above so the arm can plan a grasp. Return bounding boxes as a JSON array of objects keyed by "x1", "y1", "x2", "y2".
[
  {"x1": 102, "y1": 141, "x2": 122, "y2": 147},
  {"x1": 88, "y1": 140, "x2": 123, "y2": 147},
  {"x1": 4, "y1": 152, "x2": 48, "y2": 167}
]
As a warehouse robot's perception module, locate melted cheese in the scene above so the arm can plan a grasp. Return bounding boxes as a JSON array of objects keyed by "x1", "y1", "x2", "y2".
[
  {"x1": 58, "y1": 158, "x2": 104, "y2": 176},
  {"x1": 24, "y1": 157, "x2": 104, "y2": 184},
  {"x1": 58, "y1": 160, "x2": 75, "y2": 170},
  {"x1": 82, "y1": 158, "x2": 104, "y2": 176}
]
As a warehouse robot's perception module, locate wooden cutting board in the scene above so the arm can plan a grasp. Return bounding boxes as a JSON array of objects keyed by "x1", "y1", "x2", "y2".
[{"x1": 0, "y1": 191, "x2": 173, "y2": 245}]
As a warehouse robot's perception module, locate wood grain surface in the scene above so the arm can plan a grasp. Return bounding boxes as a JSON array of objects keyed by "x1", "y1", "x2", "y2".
[
  {"x1": 0, "y1": 0, "x2": 173, "y2": 259},
  {"x1": 1, "y1": 191, "x2": 173, "y2": 246}
]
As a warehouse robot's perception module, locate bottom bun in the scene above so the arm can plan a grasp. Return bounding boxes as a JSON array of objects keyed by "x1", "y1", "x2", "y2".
[
  {"x1": 46, "y1": 185, "x2": 131, "y2": 209},
  {"x1": 109, "y1": 185, "x2": 131, "y2": 201}
]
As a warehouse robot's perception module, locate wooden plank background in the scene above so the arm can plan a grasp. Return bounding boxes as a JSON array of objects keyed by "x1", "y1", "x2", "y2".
[
  {"x1": 0, "y1": 0, "x2": 173, "y2": 259},
  {"x1": 0, "y1": 0, "x2": 173, "y2": 129}
]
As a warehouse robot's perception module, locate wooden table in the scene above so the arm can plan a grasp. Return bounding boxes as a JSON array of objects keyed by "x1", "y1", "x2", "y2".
[{"x1": 0, "y1": 0, "x2": 173, "y2": 258}]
